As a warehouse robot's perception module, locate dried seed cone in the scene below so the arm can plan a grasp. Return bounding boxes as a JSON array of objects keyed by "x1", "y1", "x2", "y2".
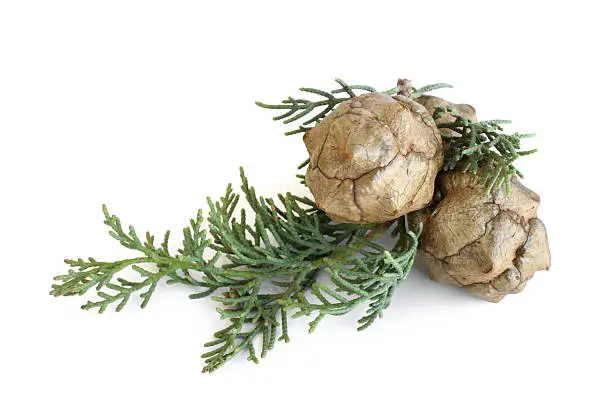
[
  {"x1": 420, "y1": 171, "x2": 551, "y2": 302},
  {"x1": 304, "y1": 92, "x2": 443, "y2": 223}
]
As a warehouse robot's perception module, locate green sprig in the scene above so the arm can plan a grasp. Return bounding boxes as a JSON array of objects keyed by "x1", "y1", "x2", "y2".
[
  {"x1": 256, "y1": 78, "x2": 452, "y2": 135},
  {"x1": 52, "y1": 169, "x2": 421, "y2": 373},
  {"x1": 435, "y1": 107, "x2": 537, "y2": 194},
  {"x1": 50, "y1": 206, "x2": 227, "y2": 312},
  {"x1": 201, "y1": 169, "x2": 420, "y2": 372}
]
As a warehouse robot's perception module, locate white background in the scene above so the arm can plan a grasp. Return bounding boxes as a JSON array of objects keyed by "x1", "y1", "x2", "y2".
[{"x1": 1, "y1": 1, "x2": 611, "y2": 407}]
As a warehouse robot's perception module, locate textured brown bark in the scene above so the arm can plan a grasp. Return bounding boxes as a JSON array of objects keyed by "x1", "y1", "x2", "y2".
[
  {"x1": 303, "y1": 92, "x2": 443, "y2": 223},
  {"x1": 419, "y1": 171, "x2": 551, "y2": 302}
]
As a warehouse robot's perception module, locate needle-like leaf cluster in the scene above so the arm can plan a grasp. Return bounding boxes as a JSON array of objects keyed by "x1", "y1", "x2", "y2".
[
  {"x1": 256, "y1": 78, "x2": 452, "y2": 135},
  {"x1": 435, "y1": 106, "x2": 537, "y2": 194},
  {"x1": 50, "y1": 206, "x2": 217, "y2": 312},
  {"x1": 51, "y1": 168, "x2": 420, "y2": 372}
]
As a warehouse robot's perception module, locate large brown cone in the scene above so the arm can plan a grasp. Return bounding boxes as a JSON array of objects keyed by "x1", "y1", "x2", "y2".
[
  {"x1": 420, "y1": 171, "x2": 551, "y2": 302},
  {"x1": 304, "y1": 92, "x2": 443, "y2": 224}
]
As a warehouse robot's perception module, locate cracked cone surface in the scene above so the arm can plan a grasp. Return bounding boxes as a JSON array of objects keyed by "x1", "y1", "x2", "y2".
[
  {"x1": 421, "y1": 171, "x2": 551, "y2": 302},
  {"x1": 304, "y1": 92, "x2": 443, "y2": 223}
]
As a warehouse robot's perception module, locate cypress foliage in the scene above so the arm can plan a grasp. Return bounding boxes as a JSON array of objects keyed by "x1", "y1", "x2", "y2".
[{"x1": 52, "y1": 168, "x2": 420, "y2": 372}]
